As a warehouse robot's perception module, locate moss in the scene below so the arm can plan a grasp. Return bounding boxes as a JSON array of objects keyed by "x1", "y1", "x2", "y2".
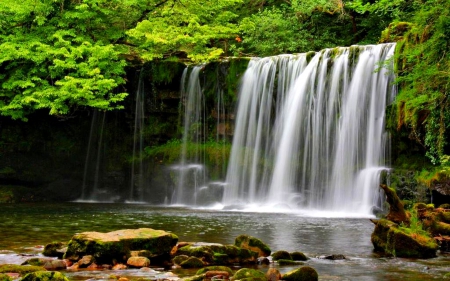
[
  {"x1": 173, "y1": 255, "x2": 189, "y2": 265},
  {"x1": 43, "y1": 242, "x2": 66, "y2": 258},
  {"x1": 181, "y1": 274, "x2": 205, "y2": 281},
  {"x1": 271, "y1": 250, "x2": 291, "y2": 261},
  {"x1": 305, "y1": 51, "x2": 316, "y2": 63},
  {"x1": 196, "y1": 266, "x2": 233, "y2": 275},
  {"x1": 277, "y1": 259, "x2": 304, "y2": 266},
  {"x1": 233, "y1": 268, "x2": 266, "y2": 280},
  {"x1": 0, "y1": 265, "x2": 46, "y2": 275},
  {"x1": 21, "y1": 271, "x2": 69, "y2": 281},
  {"x1": 180, "y1": 257, "x2": 204, "y2": 268},
  {"x1": 282, "y1": 266, "x2": 318, "y2": 281},
  {"x1": 0, "y1": 274, "x2": 12, "y2": 281},
  {"x1": 234, "y1": 235, "x2": 271, "y2": 257}
]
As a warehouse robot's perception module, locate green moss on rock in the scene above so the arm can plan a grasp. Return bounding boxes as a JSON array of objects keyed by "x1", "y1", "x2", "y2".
[
  {"x1": 0, "y1": 274, "x2": 12, "y2": 281},
  {"x1": 282, "y1": 266, "x2": 318, "y2": 281},
  {"x1": 180, "y1": 257, "x2": 204, "y2": 268},
  {"x1": 64, "y1": 228, "x2": 178, "y2": 264},
  {"x1": 0, "y1": 264, "x2": 46, "y2": 275},
  {"x1": 21, "y1": 271, "x2": 69, "y2": 281},
  {"x1": 196, "y1": 266, "x2": 233, "y2": 275},
  {"x1": 371, "y1": 219, "x2": 438, "y2": 258},
  {"x1": 277, "y1": 259, "x2": 304, "y2": 266},
  {"x1": 233, "y1": 268, "x2": 266, "y2": 280},
  {"x1": 234, "y1": 235, "x2": 271, "y2": 257},
  {"x1": 271, "y1": 250, "x2": 291, "y2": 261}
]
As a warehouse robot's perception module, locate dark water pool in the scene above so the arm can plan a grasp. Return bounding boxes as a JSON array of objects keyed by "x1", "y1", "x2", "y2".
[{"x1": 0, "y1": 203, "x2": 449, "y2": 280}]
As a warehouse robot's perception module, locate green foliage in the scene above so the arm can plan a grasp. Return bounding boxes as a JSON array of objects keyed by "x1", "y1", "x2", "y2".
[{"x1": 393, "y1": 0, "x2": 450, "y2": 164}]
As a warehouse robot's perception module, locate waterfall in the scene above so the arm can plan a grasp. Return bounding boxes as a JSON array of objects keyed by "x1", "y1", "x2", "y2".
[
  {"x1": 223, "y1": 44, "x2": 396, "y2": 215},
  {"x1": 80, "y1": 109, "x2": 106, "y2": 201},
  {"x1": 172, "y1": 66, "x2": 207, "y2": 205},
  {"x1": 130, "y1": 69, "x2": 146, "y2": 202}
]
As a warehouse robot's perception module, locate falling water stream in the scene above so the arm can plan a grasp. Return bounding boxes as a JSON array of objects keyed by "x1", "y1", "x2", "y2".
[{"x1": 223, "y1": 44, "x2": 396, "y2": 215}]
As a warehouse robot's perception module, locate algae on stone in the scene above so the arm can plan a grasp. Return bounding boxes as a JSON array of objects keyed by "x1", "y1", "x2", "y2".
[
  {"x1": 21, "y1": 271, "x2": 69, "y2": 281},
  {"x1": 234, "y1": 234, "x2": 271, "y2": 257}
]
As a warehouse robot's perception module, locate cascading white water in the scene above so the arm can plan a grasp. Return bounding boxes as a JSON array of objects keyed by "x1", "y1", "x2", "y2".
[
  {"x1": 130, "y1": 70, "x2": 145, "y2": 202},
  {"x1": 223, "y1": 44, "x2": 396, "y2": 215},
  {"x1": 172, "y1": 66, "x2": 207, "y2": 205}
]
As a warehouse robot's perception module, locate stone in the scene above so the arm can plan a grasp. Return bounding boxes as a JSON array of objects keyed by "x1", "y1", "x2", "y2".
[
  {"x1": 290, "y1": 252, "x2": 308, "y2": 261},
  {"x1": 282, "y1": 266, "x2": 318, "y2": 281},
  {"x1": 21, "y1": 271, "x2": 69, "y2": 281},
  {"x1": 234, "y1": 235, "x2": 271, "y2": 257},
  {"x1": 176, "y1": 242, "x2": 258, "y2": 265},
  {"x1": 173, "y1": 254, "x2": 190, "y2": 265},
  {"x1": 371, "y1": 219, "x2": 438, "y2": 258},
  {"x1": 265, "y1": 268, "x2": 281, "y2": 281},
  {"x1": 233, "y1": 268, "x2": 266, "y2": 280},
  {"x1": 22, "y1": 258, "x2": 53, "y2": 267},
  {"x1": 64, "y1": 228, "x2": 178, "y2": 264},
  {"x1": 112, "y1": 263, "x2": 127, "y2": 270},
  {"x1": 43, "y1": 260, "x2": 67, "y2": 270},
  {"x1": 0, "y1": 273, "x2": 12, "y2": 281},
  {"x1": 277, "y1": 259, "x2": 304, "y2": 266},
  {"x1": 271, "y1": 250, "x2": 291, "y2": 261},
  {"x1": 127, "y1": 256, "x2": 150, "y2": 268},
  {"x1": 379, "y1": 184, "x2": 409, "y2": 224},
  {"x1": 42, "y1": 242, "x2": 66, "y2": 259},
  {"x1": 77, "y1": 255, "x2": 95, "y2": 268},
  {"x1": 205, "y1": 270, "x2": 230, "y2": 279},
  {"x1": 196, "y1": 266, "x2": 234, "y2": 275},
  {"x1": 323, "y1": 254, "x2": 346, "y2": 260},
  {"x1": 258, "y1": 257, "x2": 270, "y2": 265},
  {"x1": 0, "y1": 265, "x2": 46, "y2": 275},
  {"x1": 180, "y1": 256, "x2": 204, "y2": 268}
]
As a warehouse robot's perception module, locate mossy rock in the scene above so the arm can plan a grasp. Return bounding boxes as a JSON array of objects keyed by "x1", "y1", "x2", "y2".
[
  {"x1": 0, "y1": 264, "x2": 46, "y2": 275},
  {"x1": 43, "y1": 242, "x2": 66, "y2": 258},
  {"x1": 21, "y1": 271, "x2": 69, "y2": 281},
  {"x1": 235, "y1": 235, "x2": 271, "y2": 257},
  {"x1": 413, "y1": 203, "x2": 427, "y2": 210},
  {"x1": 277, "y1": 259, "x2": 304, "y2": 266},
  {"x1": 0, "y1": 186, "x2": 15, "y2": 203},
  {"x1": 439, "y1": 204, "x2": 450, "y2": 209},
  {"x1": 290, "y1": 252, "x2": 308, "y2": 261},
  {"x1": 180, "y1": 257, "x2": 204, "y2": 268},
  {"x1": 282, "y1": 266, "x2": 318, "y2": 281},
  {"x1": 233, "y1": 268, "x2": 266, "y2": 280},
  {"x1": 173, "y1": 255, "x2": 189, "y2": 265},
  {"x1": 196, "y1": 266, "x2": 233, "y2": 275},
  {"x1": 0, "y1": 274, "x2": 12, "y2": 281},
  {"x1": 271, "y1": 250, "x2": 291, "y2": 261},
  {"x1": 181, "y1": 274, "x2": 205, "y2": 281},
  {"x1": 371, "y1": 219, "x2": 438, "y2": 258},
  {"x1": 64, "y1": 228, "x2": 178, "y2": 264},
  {"x1": 176, "y1": 243, "x2": 257, "y2": 265}
]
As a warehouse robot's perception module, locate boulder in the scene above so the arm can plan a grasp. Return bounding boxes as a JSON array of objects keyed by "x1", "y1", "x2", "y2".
[
  {"x1": 290, "y1": 252, "x2": 308, "y2": 261},
  {"x1": 265, "y1": 268, "x2": 281, "y2": 281},
  {"x1": 0, "y1": 273, "x2": 12, "y2": 281},
  {"x1": 371, "y1": 219, "x2": 438, "y2": 258},
  {"x1": 271, "y1": 250, "x2": 291, "y2": 261},
  {"x1": 277, "y1": 259, "x2": 304, "y2": 266},
  {"x1": 0, "y1": 265, "x2": 46, "y2": 276},
  {"x1": 282, "y1": 266, "x2": 318, "y2": 281},
  {"x1": 127, "y1": 256, "x2": 150, "y2": 268},
  {"x1": 175, "y1": 242, "x2": 258, "y2": 265},
  {"x1": 180, "y1": 257, "x2": 204, "y2": 268},
  {"x1": 64, "y1": 228, "x2": 178, "y2": 264},
  {"x1": 77, "y1": 255, "x2": 95, "y2": 268},
  {"x1": 233, "y1": 268, "x2": 266, "y2": 280},
  {"x1": 42, "y1": 242, "x2": 66, "y2": 259},
  {"x1": 323, "y1": 254, "x2": 346, "y2": 260},
  {"x1": 234, "y1": 235, "x2": 271, "y2": 257},
  {"x1": 21, "y1": 271, "x2": 69, "y2": 281},
  {"x1": 196, "y1": 266, "x2": 233, "y2": 275},
  {"x1": 173, "y1": 255, "x2": 190, "y2": 265}
]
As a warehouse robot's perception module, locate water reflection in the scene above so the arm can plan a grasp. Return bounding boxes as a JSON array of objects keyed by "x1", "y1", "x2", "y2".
[{"x1": 0, "y1": 203, "x2": 449, "y2": 280}]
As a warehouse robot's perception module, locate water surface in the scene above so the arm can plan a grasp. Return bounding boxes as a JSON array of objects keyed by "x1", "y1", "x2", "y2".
[{"x1": 0, "y1": 203, "x2": 448, "y2": 280}]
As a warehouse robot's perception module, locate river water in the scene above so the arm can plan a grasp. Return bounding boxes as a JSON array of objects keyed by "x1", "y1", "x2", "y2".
[{"x1": 0, "y1": 203, "x2": 449, "y2": 280}]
